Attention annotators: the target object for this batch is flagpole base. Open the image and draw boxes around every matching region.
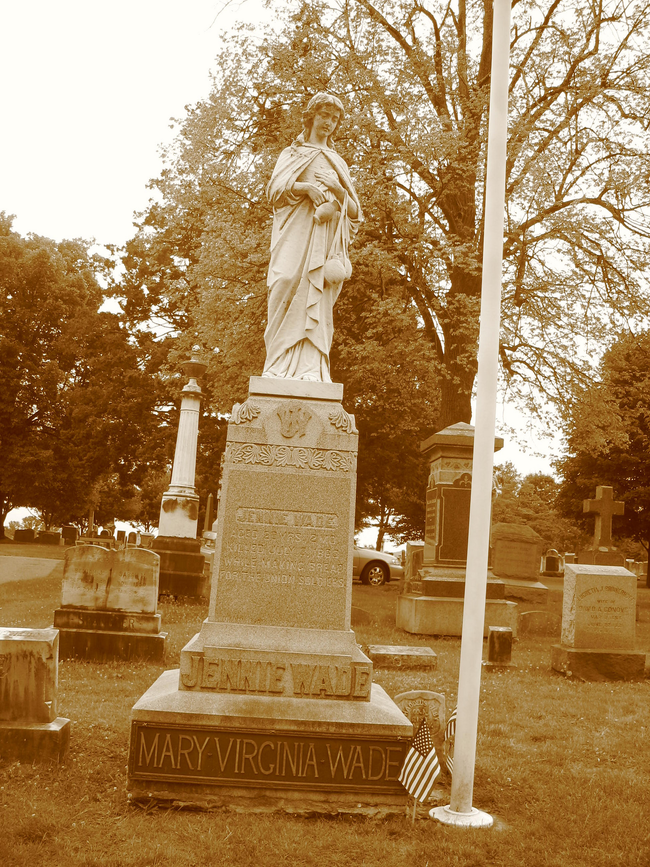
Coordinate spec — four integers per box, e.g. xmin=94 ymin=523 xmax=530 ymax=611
xmin=430 ymin=805 xmax=494 ymax=828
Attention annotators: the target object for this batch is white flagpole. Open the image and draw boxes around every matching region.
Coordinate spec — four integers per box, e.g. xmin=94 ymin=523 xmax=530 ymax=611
xmin=432 ymin=0 xmax=512 ymax=829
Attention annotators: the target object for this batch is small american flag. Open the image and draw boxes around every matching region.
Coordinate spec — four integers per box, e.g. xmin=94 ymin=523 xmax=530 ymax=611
xmin=398 ymin=720 xmax=441 ymax=803
xmin=445 ymin=706 xmax=457 ymax=775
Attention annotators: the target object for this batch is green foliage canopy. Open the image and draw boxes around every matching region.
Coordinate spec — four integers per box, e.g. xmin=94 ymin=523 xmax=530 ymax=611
xmin=114 ymin=0 xmax=650 ymax=541
xmin=556 ymin=330 xmax=650 ymax=554
xmin=0 ymin=214 xmax=171 ymax=534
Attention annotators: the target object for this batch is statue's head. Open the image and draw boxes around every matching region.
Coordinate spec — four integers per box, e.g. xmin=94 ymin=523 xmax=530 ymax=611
xmin=302 ymin=92 xmax=345 ymax=144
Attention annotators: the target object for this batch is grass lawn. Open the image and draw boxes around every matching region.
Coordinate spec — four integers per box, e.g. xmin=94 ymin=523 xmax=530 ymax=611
xmin=0 ymin=546 xmax=649 ymax=866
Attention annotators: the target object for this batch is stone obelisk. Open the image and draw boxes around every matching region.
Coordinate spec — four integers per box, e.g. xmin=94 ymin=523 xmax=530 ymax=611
xmin=153 ymin=352 xmax=207 ymax=597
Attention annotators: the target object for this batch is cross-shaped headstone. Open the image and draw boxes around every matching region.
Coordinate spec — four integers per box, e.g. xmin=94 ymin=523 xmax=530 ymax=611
xmin=583 ymin=486 xmax=624 ymax=548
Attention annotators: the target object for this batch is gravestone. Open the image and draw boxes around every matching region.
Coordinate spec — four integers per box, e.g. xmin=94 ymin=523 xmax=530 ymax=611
xmin=518 ymin=610 xmax=561 ymax=638
xmin=116 ymin=530 xmax=126 ymax=545
xmin=393 ymin=690 xmax=446 ymax=759
xmin=53 ymin=546 xmax=167 ymax=661
xmin=128 ymin=377 xmax=412 ymax=809
xmin=551 ymin=563 xmax=645 ymax=680
xmin=491 ymin=523 xmax=543 ymax=579
xmin=543 ymin=548 xmax=562 ymax=576
xmin=577 ymin=486 xmax=625 ymax=566
xmin=13 ymin=528 xmax=35 ymax=543
xmin=0 ymin=628 xmax=70 ymax=762
xmin=37 ymin=531 xmax=61 ymax=546
xmin=203 ymin=492 xmax=215 ymax=534
xmin=367 ymin=645 xmax=437 ymax=669
xmin=62 ymin=525 xmax=78 ymax=546
xmin=396 ymin=424 xmax=519 ymax=636
xmin=484 ymin=626 xmax=514 ymax=668
xmin=421 ymin=423 xmax=503 ymax=567
xmin=404 ymin=540 xmax=424 ymax=591
xmin=140 ymin=533 xmax=154 ymax=549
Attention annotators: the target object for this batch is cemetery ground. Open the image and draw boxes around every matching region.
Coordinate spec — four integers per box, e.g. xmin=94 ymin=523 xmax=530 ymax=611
xmin=0 ymin=546 xmax=648 ymax=867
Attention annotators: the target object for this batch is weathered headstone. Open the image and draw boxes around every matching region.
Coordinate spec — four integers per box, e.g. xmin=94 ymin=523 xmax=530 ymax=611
xmin=62 ymin=525 xmax=78 ymax=546
xmin=484 ymin=626 xmax=514 ymax=667
xmin=551 ymin=563 xmax=645 ymax=680
xmin=203 ymin=492 xmax=215 ymax=534
xmin=0 ymin=628 xmax=70 ymax=762
xmin=393 ymin=690 xmax=446 ymax=757
xmin=542 ymin=548 xmax=562 ymax=576
xmin=53 ymin=546 xmax=166 ymax=661
xmin=139 ymin=533 xmax=154 ymax=549
xmin=367 ymin=645 xmax=437 ymax=669
xmin=116 ymin=529 xmax=126 ymax=545
xmin=13 ymin=528 xmax=35 ymax=543
xmin=518 ymin=610 xmax=561 ymax=638
xmin=404 ymin=540 xmax=424 ymax=590
xmin=491 ymin=523 xmax=543 ymax=579
xmin=577 ymin=486 xmax=625 ymax=566
xmin=37 ymin=531 xmax=61 ymax=546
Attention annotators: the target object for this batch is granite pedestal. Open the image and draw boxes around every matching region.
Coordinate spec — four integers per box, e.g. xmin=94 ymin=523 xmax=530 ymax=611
xmin=128 ymin=378 xmax=412 ymax=809
xmin=551 ymin=564 xmax=645 ymax=680
xmin=153 ymin=536 xmax=207 ymax=599
xmin=396 ymin=567 xmax=518 ymax=637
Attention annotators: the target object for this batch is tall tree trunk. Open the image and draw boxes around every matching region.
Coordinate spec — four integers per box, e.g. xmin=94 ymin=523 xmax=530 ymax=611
xmin=0 ymin=499 xmax=10 ymax=541
xmin=436 ymin=266 xmax=481 ymax=430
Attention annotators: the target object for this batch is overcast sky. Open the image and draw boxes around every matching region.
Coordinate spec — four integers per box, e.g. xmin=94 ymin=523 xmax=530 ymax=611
xmin=0 ymin=0 xmax=554 ymax=476
xmin=0 ymin=0 xmax=269 ymax=246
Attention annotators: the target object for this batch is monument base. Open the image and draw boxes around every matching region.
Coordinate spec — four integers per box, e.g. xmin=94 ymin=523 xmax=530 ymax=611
xmin=551 ymin=645 xmax=646 ymax=681
xmin=499 ymin=577 xmax=548 ymax=604
xmin=127 ymin=669 xmax=412 ymax=809
xmin=0 ymin=717 xmax=70 ymax=763
xmin=153 ymin=537 xmax=206 ymax=598
xmin=54 ymin=608 xmax=167 ymax=662
xmin=396 ymin=594 xmax=518 ymax=637
xmin=55 ymin=627 xmax=167 ymax=662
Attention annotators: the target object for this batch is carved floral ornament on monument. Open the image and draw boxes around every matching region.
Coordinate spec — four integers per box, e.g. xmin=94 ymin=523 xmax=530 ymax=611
xmin=429 ymin=459 xmax=474 ymax=487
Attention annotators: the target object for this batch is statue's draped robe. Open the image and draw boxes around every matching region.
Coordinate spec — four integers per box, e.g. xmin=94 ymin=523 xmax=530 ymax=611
xmin=263 ymin=141 xmax=361 ymax=381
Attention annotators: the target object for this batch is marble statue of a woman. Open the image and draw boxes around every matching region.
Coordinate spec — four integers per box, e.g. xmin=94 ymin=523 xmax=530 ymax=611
xmin=262 ymin=93 xmax=362 ymax=382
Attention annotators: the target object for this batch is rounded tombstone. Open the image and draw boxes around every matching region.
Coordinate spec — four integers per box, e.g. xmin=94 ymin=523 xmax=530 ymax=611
xmin=543 ymin=548 xmax=561 ymax=574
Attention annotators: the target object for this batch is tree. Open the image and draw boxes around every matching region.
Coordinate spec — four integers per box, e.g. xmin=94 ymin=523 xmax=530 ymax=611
xmin=0 ymin=214 xmax=171 ymax=535
xmin=333 ymin=277 xmax=440 ymax=546
xmin=492 ymin=462 xmax=581 ymax=551
xmin=556 ymin=330 xmax=650 ymax=554
xmin=115 ymin=0 xmax=650 ymax=538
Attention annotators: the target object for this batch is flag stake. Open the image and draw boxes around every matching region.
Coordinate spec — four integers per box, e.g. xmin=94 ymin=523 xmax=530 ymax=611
xmin=431 ymin=0 xmax=512 ymax=829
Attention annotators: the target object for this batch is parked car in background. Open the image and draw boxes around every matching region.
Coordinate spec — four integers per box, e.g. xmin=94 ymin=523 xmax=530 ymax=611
xmin=353 ymin=546 xmax=404 ymax=586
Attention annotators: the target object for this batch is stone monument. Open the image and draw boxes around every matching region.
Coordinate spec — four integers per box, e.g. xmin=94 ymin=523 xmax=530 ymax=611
xmin=0 ymin=627 xmax=70 ymax=762
xmin=127 ymin=94 xmax=411 ymax=810
xmin=490 ymin=522 xmax=548 ymax=603
xmin=153 ymin=352 xmax=207 ymax=598
xmin=577 ymin=486 xmax=625 ymax=566
xmin=53 ymin=546 xmax=167 ymax=661
xmin=551 ymin=563 xmax=645 ymax=680
xmin=396 ymin=422 xmax=520 ymax=636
